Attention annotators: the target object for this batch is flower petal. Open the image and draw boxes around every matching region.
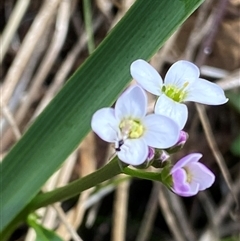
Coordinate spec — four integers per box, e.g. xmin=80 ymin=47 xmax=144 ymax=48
xmin=185 ymin=181 xmax=199 ymax=197
xmin=171 ymin=153 xmax=202 ymax=173
xmin=117 ymin=138 xmax=148 ymax=165
xmin=130 ymin=59 xmax=163 ymax=95
xmin=188 ymin=162 xmax=215 ymax=190
xmin=165 ymin=60 xmax=200 ymax=87
xmin=115 ymin=85 xmax=147 ymax=121
xmin=155 ymin=94 xmax=188 ymax=129
xmin=185 ymin=78 xmax=228 ymax=105
xmin=91 ymin=107 xmax=118 ymax=142
xmin=172 ymin=169 xmax=191 ymax=194
xmin=172 ymin=168 xmax=199 ymax=197
xmin=142 ymin=114 xmax=179 ymax=149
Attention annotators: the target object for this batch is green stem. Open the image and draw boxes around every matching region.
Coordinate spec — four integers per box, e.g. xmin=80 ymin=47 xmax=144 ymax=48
xmin=123 ymin=167 xmax=162 ymax=182
xmin=30 ymin=157 xmax=121 ymax=209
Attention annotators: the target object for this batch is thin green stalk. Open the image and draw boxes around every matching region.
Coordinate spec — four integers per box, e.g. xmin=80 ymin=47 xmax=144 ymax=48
xmin=31 ymin=156 xmax=121 ymax=209
xmin=123 ymin=167 xmax=162 ymax=182
xmin=83 ymin=0 xmax=95 ymax=53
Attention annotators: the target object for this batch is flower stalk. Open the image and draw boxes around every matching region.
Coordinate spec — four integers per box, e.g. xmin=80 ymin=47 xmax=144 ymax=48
xmin=30 ymin=157 xmax=121 ymax=210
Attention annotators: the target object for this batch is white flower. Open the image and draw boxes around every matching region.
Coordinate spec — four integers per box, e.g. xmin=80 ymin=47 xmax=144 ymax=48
xmin=130 ymin=59 xmax=228 ymax=129
xmin=91 ymin=85 xmax=180 ymax=166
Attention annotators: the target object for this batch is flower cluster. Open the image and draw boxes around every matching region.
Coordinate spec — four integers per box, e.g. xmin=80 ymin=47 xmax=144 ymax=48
xmin=91 ymin=59 xmax=228 ymax=197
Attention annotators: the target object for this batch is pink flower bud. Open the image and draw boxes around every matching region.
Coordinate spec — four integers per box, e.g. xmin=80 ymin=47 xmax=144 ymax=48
xmin=159 ymin=150 xmax=170 ymax=162
xmin=147 ymin=147 xmax=155 ymax=161
xmin=176 ymin=130 xmax=188 ymax=146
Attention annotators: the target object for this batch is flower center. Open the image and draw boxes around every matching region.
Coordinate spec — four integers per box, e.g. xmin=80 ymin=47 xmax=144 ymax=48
xmin=183 ymin=167 xmax=192 ymax=183
xmin=162 ymin=82 xmax=189 ymax=102
xmin=119 ymin=119 xmax=144 ymax=139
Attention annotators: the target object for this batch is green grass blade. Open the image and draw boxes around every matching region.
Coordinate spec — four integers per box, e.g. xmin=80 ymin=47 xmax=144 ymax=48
xmin=1 ymin=0 xmax=204 ymax=233
xmin=83 ymin=0 xmax=95 ymax=53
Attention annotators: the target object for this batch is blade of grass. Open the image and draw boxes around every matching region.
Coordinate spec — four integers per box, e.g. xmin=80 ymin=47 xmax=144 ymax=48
xmin=1 ymin=0 xmax=204 ymax=234
xmin=83 ymin=0 xmax=95 ymax=53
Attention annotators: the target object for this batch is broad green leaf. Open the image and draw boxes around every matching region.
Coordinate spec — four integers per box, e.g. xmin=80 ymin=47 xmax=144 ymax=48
xmin=1 ymin=0 xmax=204 ymax=234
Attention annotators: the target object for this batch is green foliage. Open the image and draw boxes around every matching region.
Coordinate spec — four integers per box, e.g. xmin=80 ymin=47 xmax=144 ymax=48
xmin=220 ymin=236 xmax=239 ymax=241
xmin=227 ymin=91 xmax=240 ymax=113
xmin=27 ymin=214 xmax=63 ymax=241
xmin=231 ymin=134 xmax=240 ymax=156
xmin=226 ymin=91 xmax=240 ymax=156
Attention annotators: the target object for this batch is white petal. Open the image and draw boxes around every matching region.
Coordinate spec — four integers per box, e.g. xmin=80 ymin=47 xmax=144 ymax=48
xmin=188 ymin=162 xmax=215 ymax=190
xmin=142 ymin=114 xmax=180 ymax=149
xmin=91 ymin=108 xmax=118 ymax=142
xmin=185 ymin=78 xmax=228 ymax=105
xmin=187 ymin=181 xmax=200 ymax=196
xmin=130 ymin=59 xmax=163 ymax=95
xmin=117 ymin=139 xmax=148 ymax=165
xmin=115 ymin=85 xmax=147 ymax=121
xmin=165 ymin=60 xmax=200 ymax=88
xmin=171 ymin=153 xmax=202 ymax=173
xmin=154 ymin=94 xmax=188 ymax=129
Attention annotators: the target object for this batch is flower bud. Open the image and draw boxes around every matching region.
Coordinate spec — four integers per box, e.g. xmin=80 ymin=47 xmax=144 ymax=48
xmin=151 ymin=150 xmax=170 ymax=168
xmin=167 ymin=130 xmax=188 ymax=153
xmin=177 ymin=130 xmax=188 ymax=146
xmin=133 ymin=147 xmax=155 ymax=169
xmin=147 ymin=146 xmax=155 ymax=161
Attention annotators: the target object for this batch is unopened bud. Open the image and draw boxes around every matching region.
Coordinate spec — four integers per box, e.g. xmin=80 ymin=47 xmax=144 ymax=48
xmin=147 ymin=146 xmax=155 ymax=161
xmin=177 ymin=130 xmax=188 ymax=146
xmin=133 ymin=146 xmax=155 ymax=169
xmin=160 ymin=150 xmax=170 ymax=162
xmin=167 ymin=130 xmax=189 ymax=154
xmin=151 ymin=150 xmax=170 ymax=168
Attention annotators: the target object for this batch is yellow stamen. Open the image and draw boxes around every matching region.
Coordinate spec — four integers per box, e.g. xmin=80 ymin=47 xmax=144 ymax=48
xmin=183 ymin=167 xmax=192 ymax=183
xmin=162 ymin=82 xmax=189 ymax=102
xmin=119 ymin=119 xmax=144 ymax=139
